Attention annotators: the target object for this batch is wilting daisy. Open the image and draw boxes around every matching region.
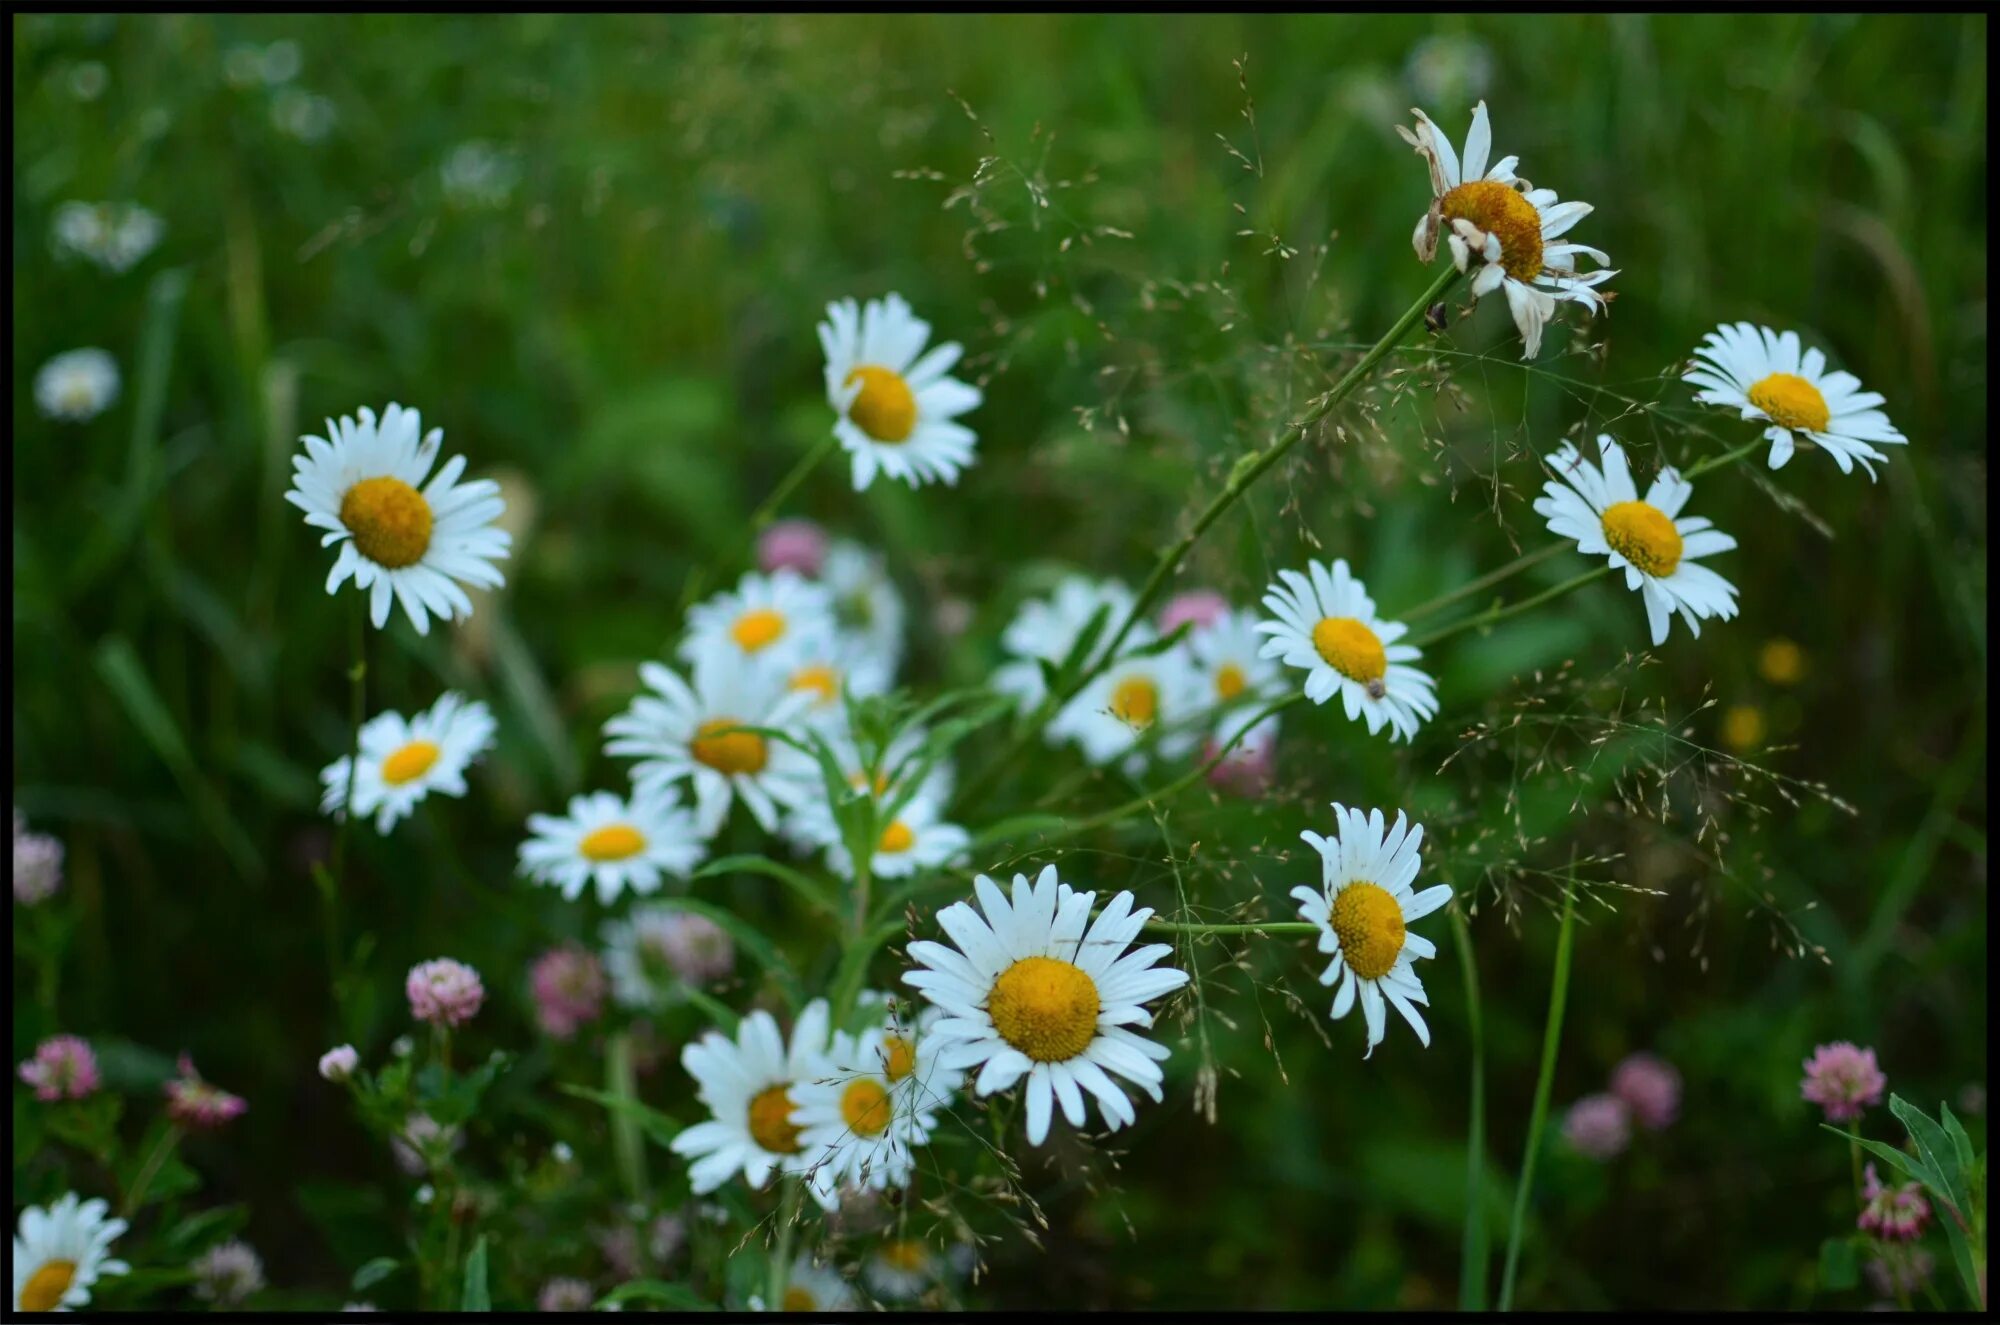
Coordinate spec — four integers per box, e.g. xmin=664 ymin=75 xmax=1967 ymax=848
xmin=681 ymin=570 xmax=836 ymax=674
xmin=285 ymin=403 xmax=511 ymax=634
xmin=1533 ymin=434 xmax=1739 ymax=646
xmin=782 ymin=725 xmax=955 ymax=853
xmin=992 ymin=575 xmax=1136 ymax=715
xmin=1398 ymin=102 xmax=1616 ymax=358
xmin=1049 ymin=642 xmax=1205 ymax=773
xmin=903 ymin=866 xmax=1189 ymax=1146
xmin=320 ymin=692 xmax=496 ymax=834
xmin=34 ymin=349 xmax=120 ymax=422
xmin=820 ymin=293 xmax=982 ymax=491
xmin=793 ymin=1025 xmax=944 ymax=1202
xmin=669 ymin=1001 xmax=834 ymax=1205
xmin=517 ymin=790 xmax=707 ymax=903
xmin=602 ymin=905 xmax=735 ymax=1010
xmin=824 ymin=794 xmax=970 ymax=881
xmin=781 ymin=629 xmax=892 ymax=730
xmin=822 ymin=540 xmax=907 ymax=676
xmin=603 ymin=657 xmax=819 ymax=837
xmin=1292 ymin=804 xmax=1451 ymax=1056
xmin=1683 ymin=322 xmax=1908 ymax=478
xmin=12 ymin=1192 xmax=130 ymax=1312
xmin=1256 ymin=560 xmax=1437 ymax=742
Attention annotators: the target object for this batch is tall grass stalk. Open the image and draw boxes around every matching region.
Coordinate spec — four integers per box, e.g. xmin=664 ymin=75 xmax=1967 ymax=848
xmin=1497 ymin=884 xmax=1576 ymax=1312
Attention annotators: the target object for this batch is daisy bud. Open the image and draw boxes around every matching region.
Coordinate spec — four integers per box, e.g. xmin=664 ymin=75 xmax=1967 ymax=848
xmin=405 ymin=958 xmax=485 ymax=1029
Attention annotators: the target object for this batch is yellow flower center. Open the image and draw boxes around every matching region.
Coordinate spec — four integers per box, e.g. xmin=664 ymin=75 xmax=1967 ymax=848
xmin=1758 ymin=638 xmax=1805 ymax=685
xmin=380 ymin=739 xmax=441 ymax=786
xmin=988 ymin=956 xmax=1100 ymax=1063
xmin=1110 ymin=675 xmax=1159 ymax=728
xmin=790 ymin=664 xmax=840 ymax=704
xmin=747 ymin=1084 xmax=803 ymax=1155
xmin=21 ymin=1259 xmax=77 ymax=1312
xmin=1330 ymin=881 xmax=1406 ymax=981
xmin=878 ymin=820 xmax=915 ymax=854
xmin=848 ymin=769 xmax=892 ymax=797
xmin=781 ymin=1286 xmax=818 ymax=1312
xmin=692 ymin=718 xmax=768 ymax=775
xmin=730 ymin=608 xmax=787 ymax=653
xmin=880 ymin=1239 xmax=929 ymax=1272
xmin=579 ymin=823 xmax=646 ymax=862
xmin=339 ymin=475 xmax=434 ymax=569
xmin=840 ymin=1078 xmax=893 ymax=1137
xmin=1214 ymin=662 xmax=1247 ymax=701
xmin=1438 ymin=179 xmax=1544 ymax=281
xmin=880 ymin=1034 xmax=917 ymax=1082
xmin=59 ymin=380 xmax=96 ymax=412
xmin=1747 ymin=372 xmax=1831 ymax=433
xmin=1721 ymin=703 xmax=1766 ymax=753
xmin=1312 ymin=617 xmax=1387 ymax=685
xmin=844 ymin=365 xmax=918 ymax=443
xmin=1600 ymin=500 xmax=1684 ymax=577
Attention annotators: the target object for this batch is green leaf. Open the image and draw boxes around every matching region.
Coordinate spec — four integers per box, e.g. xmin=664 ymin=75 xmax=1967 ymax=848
xmin=597 ymin=1279 xmax=716 ymax=1310
xmin=44 ymin=1092 xmax=126 ymax=1166
xmin=1939 ymin=1101 xmax=1979 ymax=1196
xmin=1817 ymin=1236 xmax=1860 ymax=1292
xmin=1939 ymin=1202 xmax=1984 ymax=1310
xmin=1890 ymin=1093 xmax=1969 ymax=1215
xmin=160 ymin=1204 xmax=248 ymax=1257
xmin=461 ymin=1234 xmax=490 ymax=1311
xmin=352 ymin=1257 xmax=401 ymax=1292
xmin=1822 ymin=1126 xmax=1938 ymax=1190
xmin=693 ymin=854 xmax=839 ymax=918
xmin=559 ymin=1084 xmax=684 ymax=1151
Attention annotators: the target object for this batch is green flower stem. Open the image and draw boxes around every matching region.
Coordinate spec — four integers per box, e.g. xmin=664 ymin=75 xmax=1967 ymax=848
xmin=1452 ymin=904 xmax=1490 ymax=1312
xmin=1681 ymin=436 xmax=1765 ymax=479
xmin=606 ymin=1030 xmax=647 ymax=1206
xmin=119 ymin=1123 xmax=184 ymax=1219
xmin=1395 ymin=543 xmax=1565 ymax=624
xmin=679 ymin=433 xmax=840 ymax=613
xmin=1409 ymin=567 xmax=1609 ymax=651
xmin=330 ymin=595 xmax=367 ymax=890
xmin=1497 ymin=886 xmax=1577 ymax=1313
xmin=768 ymin=1179 xmax=803 ymax=1309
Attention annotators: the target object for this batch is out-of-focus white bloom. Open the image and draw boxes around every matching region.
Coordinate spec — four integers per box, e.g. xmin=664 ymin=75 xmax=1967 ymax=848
xmin=34 ymin=349 xmax=119 ymax=422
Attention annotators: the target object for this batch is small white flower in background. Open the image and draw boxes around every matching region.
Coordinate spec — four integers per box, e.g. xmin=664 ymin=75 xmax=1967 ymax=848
xmin=904 ymin=866 xmax=1189 ymax=1147
xmin=34 ymin=348 xmax=119 ymax=423
xmin=13 ymin=811 xmax=66 ymax=906
xmin=602 ymin=905 xmax=736 ymax=1010
xmin=440 ymin=140 xmax=522 ymax=210
xmin=1398 ymin=102 xmax=1616 ymax=358
xmin=1256 ymin=559 xmax=1438 ymax=743
xmin=603 ymin=655 xmax=819 ymax=838
xmin=792 ymin=1023 xmax=945 ymax=1203
xmin=272 ymin=88 xmax=337 ymax=143
xmin=11 ymin=1192 xmax=129 ymax=1313
xmin=820 ymin=293 xmax=982 ymax=491
xmin=1048 ymin=640 xmax=1206 ymax=775
xmin=821 ymin=539 xmax=907 ymax=676
xmin=66 ymin=61 xmax=108 ymax=101
xmin=318 ymin=1044 xmax=359 ymax=1082
xmin=991 ymin=575 xmax=1136 ymax=715
xmin=782 ymin=724 xmax=956 ymax=854
xmin=681 ymin=569 xmax=836 ymax=675
xmin=1184 ymin=605 xmax=1285 ymax=752
xmin=260 ymin=39 xmax=302 ymax=84
xmin=1403 ymin=34 xmax=1494 ymax=106
xmin=51 ymin=201 xmax=163 ymax=273
xmin=285 ymin=403 xmax=512 ymax=635
xmin=824 ymin=792 xmax=970 ymax=881
xmin=1292 ymin=804 xmax=1452 ymax=1057
xmin=1533 ymin=434 xmax=1739 ymax=646
xmin=865 ymin=1238 xmax=939 ymax=1302
xmin=319 ymin=692 xmax=497 ymax=834
xmin=669 ymin=1002 xmax=836 ymax=1207
xmin=517 ymin=790 xmax=707 ymax=903
xmin=1683 ymin=323 xmax=1908 ymax=479
xmin=755 ymin=1259 xmax=855 ymax=1312
xmin=780 ymin=628 xmax=893 ymax=729
xmin=191 ymin=1239 xmax=265 ymax=1306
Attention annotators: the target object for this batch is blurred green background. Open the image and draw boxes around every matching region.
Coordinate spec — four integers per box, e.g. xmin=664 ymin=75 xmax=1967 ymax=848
xmin=10 ymin=11 xmax=1986 ymax=1311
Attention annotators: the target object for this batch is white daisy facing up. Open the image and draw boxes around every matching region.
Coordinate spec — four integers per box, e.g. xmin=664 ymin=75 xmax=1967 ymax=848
xmin=34 ymin=349 xmax=120 ymax=422
xmin=1255 ymin=559 xmax=1438 ymax=742
xmin=1291 ymin=804 xmax=1451 ymax=1057
xmin=320 ymin=691 xmax=497 ymax=834
xmin=602 ymin=657 xmax=819 ymax=838
xmin=1683 ymin=322 xmax=1908 ymax=479
xmin=903 ymin=866 xmax=1189 ymax=1147
xmin=820 ymin=293 xmax=982 ymax=491
xmin=1532 ymin=434 xmax=1739 ymax=646
xmin=285 ymin=403 xmax=511 ymax=635
xmin=12 ymin=1191 xmax=130 ymax=1313
xmin=823 ymin=793 xmax=970 ymax=882
xmin=792 ymin=1025 xmax=944 ymax=1203
xmin=1048 ymin=641 xmax=1205 ymax=774
xmin=991 ymin=575 xmax=1136 ymax=715
xmin=670 ymin=1001 xmax=835 ymax=1207
xmin=1398 ymin=102 xmax=1616 ymax=358
xmin=516 ymin=789 xmax=706 ymax=903
xmin=680 ymin=569 xmax=836 ymax=675
xmin=822 ymin=539 xmax=908 ymax=677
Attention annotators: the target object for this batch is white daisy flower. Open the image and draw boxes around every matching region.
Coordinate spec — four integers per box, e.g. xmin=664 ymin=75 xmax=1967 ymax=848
xmin=319 ymin=691 xmax=497 ymax=834
xmin=991 ymin=576 xmax=1136 ymax=715
xmin=821 ymin=539 xmax=907 ymax=677
xmin=12 ymin=1191 xmax=130 ymax=1312
xmin=793 ymin=1025 xmax=944 ymax=1203
xmin=1255 ymin=560 xmax=1437 ymax=742
xmin=669 ymin=1001 xmax=835 ymax=1205
xmin=1532 ymin=434 xmax=1740 ymax=646
xmin=864 ymin=1240 xmax=939 ymax=1302
xmin=757 ymin=1259 xmax=855 ymax=1312
xmin=517 ymin=790 xmax=706 ymax=903
xmin=51 ymin=200 xmax=163 ymax=272
xmin=284 ymin=403 xmax=511 ymax=635
xmin=602 ymin=657 xmax=819 ymax=838
xmin=1398 ymin=102 xmax=1616 ymax=358
xmin=1048 ymin=642 xmax=1205 ymax=774
xmin=782 ymin=725 xmax=955 ymax=853
xmin=1185 ymin=606 xmax=1285 ymax=749
xmin=902 ymin=865 xmax=1189 ymax=1147
xmin=851 ymin=993 xmax=964 ymax=1112
xmin=820 ymin=294 xmax=982 ymax=491
xmin=780 ymin=629 xmax=892 ymax=731
xmin=34 ymin=349 xmax=119 ymax=422
xmin=824 ymin=793 xmax=969 ymax=881
xmin=1290 ymin=804 xmax=1452 ymax=1057
xmin=680 ymin=570 xmax=836 ymax=675
xmin=1683 ymin=322 xmax=1908 ymax=479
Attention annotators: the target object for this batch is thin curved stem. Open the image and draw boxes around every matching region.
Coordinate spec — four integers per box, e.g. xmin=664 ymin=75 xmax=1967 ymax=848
xmin=679 ymin=432 xmax=840 ymax=612
xmin=1453 ymin=905 xmax=1489 ymax=1311
xmin=1409 ymin=567 xmax=1609 ymax=651
xmin=1396 ymin=543 xmax=1565 ymax=624
xmin=1497 ymin=886 xmax=1576 ymax=1312
xmin=1142 ymin=919 xmax=1319 ymax=936
xmin=330 ymin=597 xmax=367 ymax=889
